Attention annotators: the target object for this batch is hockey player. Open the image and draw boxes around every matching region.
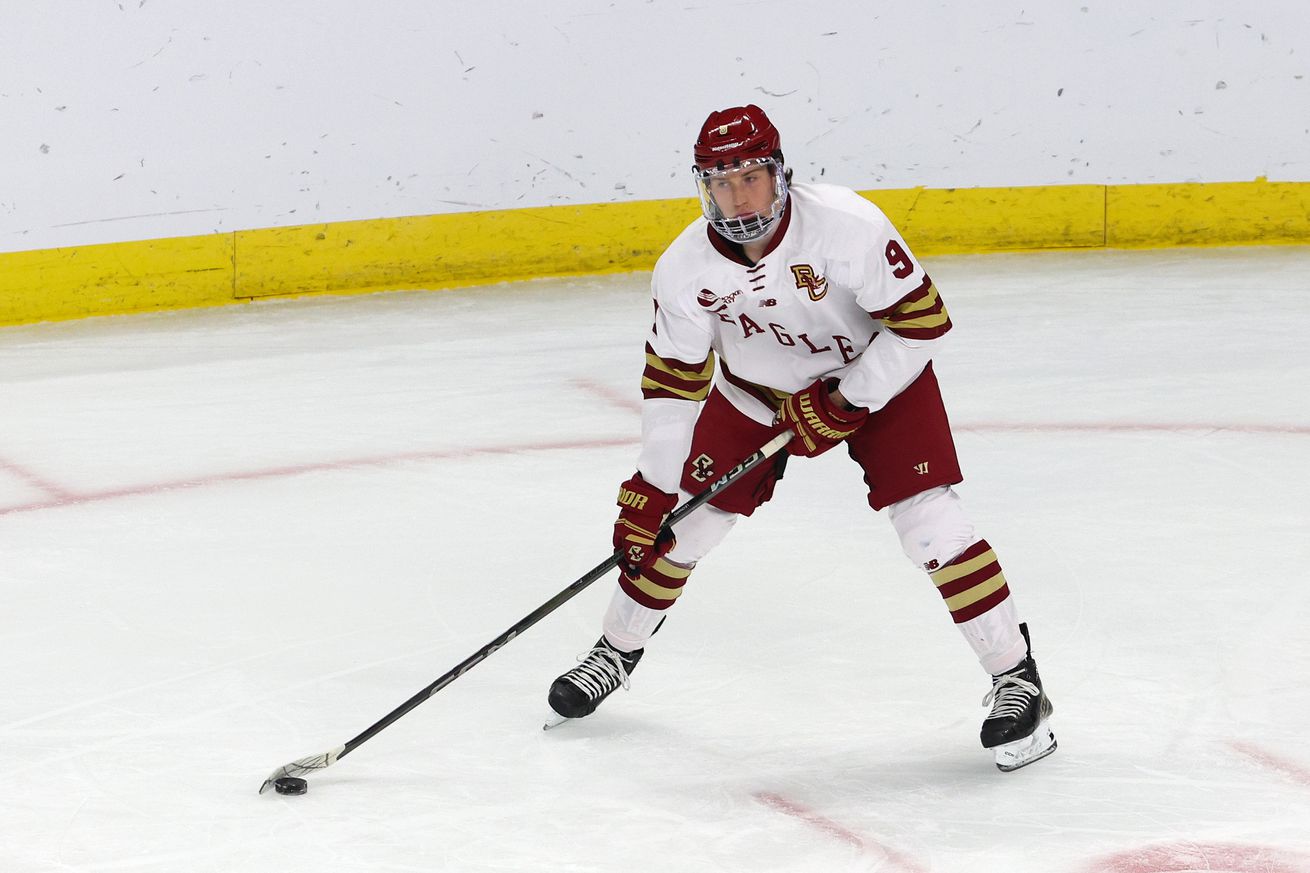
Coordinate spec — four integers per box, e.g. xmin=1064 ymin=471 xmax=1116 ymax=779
xmin=546 ymin=104 xmax=1055 ymax=771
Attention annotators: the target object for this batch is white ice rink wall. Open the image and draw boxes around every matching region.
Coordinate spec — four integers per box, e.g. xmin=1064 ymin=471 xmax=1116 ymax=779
xmin=2 ymin=0 xmax=1308 ymax=322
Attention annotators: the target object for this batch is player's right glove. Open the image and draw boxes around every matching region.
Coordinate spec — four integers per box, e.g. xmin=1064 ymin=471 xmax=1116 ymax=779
xmin=613 ymin=473 xmax=677 ymax=578
xmin=776 ymin=377 xmax=869 ymax=457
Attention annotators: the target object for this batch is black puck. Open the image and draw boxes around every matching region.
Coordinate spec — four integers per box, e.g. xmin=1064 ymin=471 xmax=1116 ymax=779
xmin=273 ymin=776 xmax=308 ymax=796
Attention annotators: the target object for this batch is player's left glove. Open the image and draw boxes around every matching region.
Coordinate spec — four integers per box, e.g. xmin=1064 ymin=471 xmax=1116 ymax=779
xmin=776 ymin=378 xmax=869 ymax=457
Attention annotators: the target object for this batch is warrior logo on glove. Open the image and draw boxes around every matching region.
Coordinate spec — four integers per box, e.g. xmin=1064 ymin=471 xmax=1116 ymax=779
xmin=775 ymin=377 xmax=869 ymax=457
xmin=617 ymin=488 xmax=651 ymax=511
xmin=613 ymin=473 xmax=678 ymax=578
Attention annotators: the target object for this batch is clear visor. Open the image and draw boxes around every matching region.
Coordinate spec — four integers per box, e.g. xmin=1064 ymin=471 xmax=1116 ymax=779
xmin=693 ymin=157 xmax=788 ymax=244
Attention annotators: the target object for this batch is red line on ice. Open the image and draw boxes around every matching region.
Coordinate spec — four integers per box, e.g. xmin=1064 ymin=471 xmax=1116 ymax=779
xmin=962 ymin=421 xmax=1310 ymax=436
xmin=3 ymin=417 xmax=1307 ymax=518
xmin=1086 ymin=841 xmax=1310 ymax=873
xmin=0 ymin=455 xmax=75 ymax=500
xmin=0 ymin=436 xmax=639 ymax=517
xmin=572 ymin=377 xmax=642 ymax=413
xmin=570 ymin=380 xmax=1310 ymax=436
xmin=1227 ymin=739 xmax=1310 ymax=789
xmin=753 ymin=791 xmax=929 ymax=872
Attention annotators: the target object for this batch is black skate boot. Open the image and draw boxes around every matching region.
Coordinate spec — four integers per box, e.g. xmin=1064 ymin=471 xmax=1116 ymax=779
xmin=980 ymin=623 xmax=1056 ymax=771
xmin=545 ymin=636 xmax=643 ymax=728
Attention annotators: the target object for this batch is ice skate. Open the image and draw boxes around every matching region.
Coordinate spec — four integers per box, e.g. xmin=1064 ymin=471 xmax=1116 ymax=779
xmin=544 ymin=636 xmax=643 ymax=729
xmin=980 ymin=623 xmax=1056 ymax=771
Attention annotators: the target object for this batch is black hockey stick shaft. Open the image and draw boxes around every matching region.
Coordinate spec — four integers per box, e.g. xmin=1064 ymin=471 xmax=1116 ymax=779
xmin=258 ymin=429 xmax=792 ymax=792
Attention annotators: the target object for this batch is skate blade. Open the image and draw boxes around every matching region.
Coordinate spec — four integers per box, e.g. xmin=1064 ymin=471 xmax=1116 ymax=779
xmin=993 ymin=720 xmax=1057 ymax=772
xmin=542 ymin=711 xmax=571 ymax=731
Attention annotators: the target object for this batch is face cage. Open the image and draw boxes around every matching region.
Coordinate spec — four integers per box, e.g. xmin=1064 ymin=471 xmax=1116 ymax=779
xmin=693 ymin=157 xmax=789 ymax=244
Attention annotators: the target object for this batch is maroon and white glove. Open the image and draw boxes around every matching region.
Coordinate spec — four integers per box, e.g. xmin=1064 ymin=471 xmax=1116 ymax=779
xmin=776 ymin=378 xmax=869 ymax=457
xmin=613 ymin=473 xmax=678 ymax=578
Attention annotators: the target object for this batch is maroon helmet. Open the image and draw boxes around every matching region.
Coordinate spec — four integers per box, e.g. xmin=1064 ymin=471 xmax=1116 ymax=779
xmin=693 ymin=104 xmax=783 ymax=171
xmin=692 ymin=105 xmax=789 ymax=243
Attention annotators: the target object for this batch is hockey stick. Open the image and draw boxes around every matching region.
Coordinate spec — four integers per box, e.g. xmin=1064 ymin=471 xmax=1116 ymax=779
xmin=257 ymin=429 xmax=793 ymax=793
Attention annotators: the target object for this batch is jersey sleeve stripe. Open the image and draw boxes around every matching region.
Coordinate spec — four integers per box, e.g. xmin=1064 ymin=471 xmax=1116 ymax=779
xmin=867 ymin=274 xmax=935 ymax=319
xmin=873 ymin=277 xmax=953 ymax=341
xmin=641 ymin=345 xmax=715 ymax=402
xmin=643 ymin=344 xmax=714 ymax=379
xmin=641 ymin=377 xmax=711 ymax=401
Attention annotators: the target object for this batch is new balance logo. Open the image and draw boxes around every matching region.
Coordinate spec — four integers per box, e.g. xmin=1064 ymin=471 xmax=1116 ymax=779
xmin=913 ymin=461 xmax=930 ymax=475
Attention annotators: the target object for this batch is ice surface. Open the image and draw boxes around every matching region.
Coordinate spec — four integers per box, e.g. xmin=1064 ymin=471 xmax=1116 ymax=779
xmin=2 ymin=247 xmax=1308 ymax=872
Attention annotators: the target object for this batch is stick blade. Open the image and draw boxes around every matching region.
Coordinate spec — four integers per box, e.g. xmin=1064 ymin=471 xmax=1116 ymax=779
xmin=257 ymin=745 xmax=345 ymax=794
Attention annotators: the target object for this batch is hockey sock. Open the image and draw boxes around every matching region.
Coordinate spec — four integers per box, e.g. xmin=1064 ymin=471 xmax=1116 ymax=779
xmin=930 ymin=540 xmax=1026 ymax=675
xmin=603 ymin=564 xmax=691 ymax=652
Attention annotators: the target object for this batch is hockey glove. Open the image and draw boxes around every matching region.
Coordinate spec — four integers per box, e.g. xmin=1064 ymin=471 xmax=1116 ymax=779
xmin=776 ymin=378 xmax=869 ymax=457
xmin=613 ymin=473 xmax=678 ymax=578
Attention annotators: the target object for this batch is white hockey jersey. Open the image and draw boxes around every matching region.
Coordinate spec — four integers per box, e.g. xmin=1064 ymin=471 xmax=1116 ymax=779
xmin=635 ymin=183 xmax=951 ymax=493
